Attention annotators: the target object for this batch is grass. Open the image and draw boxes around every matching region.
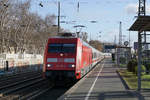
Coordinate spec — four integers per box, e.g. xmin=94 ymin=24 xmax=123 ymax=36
xmin=119 ymin=69 xmax=150 ymax=89
xmin=119 ymin=64 xmax=127 ymax=67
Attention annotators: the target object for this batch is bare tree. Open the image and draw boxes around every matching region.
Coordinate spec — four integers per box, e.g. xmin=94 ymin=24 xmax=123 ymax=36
xmin=0 ymin=0 xmax=10 ymax=53
xmin=0 ymin=0 xmax=59 ymax=54
xmin=89 ymin=40 xmax=103 ymax=51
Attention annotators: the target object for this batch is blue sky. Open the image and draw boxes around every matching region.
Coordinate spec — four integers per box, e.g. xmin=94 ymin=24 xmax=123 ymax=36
xmin=30 ymin=0 xmax=150 ymax=46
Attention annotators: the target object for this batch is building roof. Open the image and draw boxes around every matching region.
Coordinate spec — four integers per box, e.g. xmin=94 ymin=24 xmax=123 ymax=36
xmin=129 ymin=16 xmax=150 ymax=33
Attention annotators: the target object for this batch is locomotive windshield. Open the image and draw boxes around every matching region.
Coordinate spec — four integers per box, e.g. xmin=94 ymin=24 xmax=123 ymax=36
xmin=48 ymin=43 xmax=76 ymax=53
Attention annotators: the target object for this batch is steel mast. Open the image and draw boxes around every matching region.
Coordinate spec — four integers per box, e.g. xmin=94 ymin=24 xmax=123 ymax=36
xmin=137 ymin=0 xmax=146 ymax=91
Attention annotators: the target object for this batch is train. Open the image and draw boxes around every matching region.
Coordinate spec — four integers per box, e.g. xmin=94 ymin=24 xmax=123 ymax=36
xmin=43 ymin=35 xmax=104 ymax=82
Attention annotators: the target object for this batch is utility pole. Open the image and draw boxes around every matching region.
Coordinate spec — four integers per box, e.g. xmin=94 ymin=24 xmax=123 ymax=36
xmin=129 ymin=31 xmax=131 ymax=47
xmin=137 ymin=0 xmax=146 ymax=91
xmin=117 ymin=21 xmax=122 ymax=67
xmin=119 ymin=21 xmax=122 ymax=46
xmin=58 ymin=1 xmax=60 ymax=34
xmin=114 ymin=35 xmax=116 ymax=45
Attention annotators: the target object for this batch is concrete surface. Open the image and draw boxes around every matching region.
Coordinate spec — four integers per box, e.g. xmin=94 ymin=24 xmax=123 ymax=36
xmin=58 ymin=58 xmax=150 ymax=100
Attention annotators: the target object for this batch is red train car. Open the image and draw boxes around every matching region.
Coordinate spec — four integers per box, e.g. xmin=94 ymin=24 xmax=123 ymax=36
xmin=43 ymin=36 xmax=104 ymax=81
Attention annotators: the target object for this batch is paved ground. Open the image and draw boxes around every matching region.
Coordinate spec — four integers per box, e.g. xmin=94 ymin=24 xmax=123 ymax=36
xmin=58 ymin=58 xmax=150 ymax=100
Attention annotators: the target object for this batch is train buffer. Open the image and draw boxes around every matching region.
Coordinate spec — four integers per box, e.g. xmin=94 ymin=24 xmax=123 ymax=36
xmin=58 ymin=58 xmax=150 ymax=100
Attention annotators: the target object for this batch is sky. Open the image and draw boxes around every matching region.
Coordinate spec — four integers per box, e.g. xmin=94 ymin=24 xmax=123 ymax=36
xmin=29 ymin=0 xmax=150 ymax=47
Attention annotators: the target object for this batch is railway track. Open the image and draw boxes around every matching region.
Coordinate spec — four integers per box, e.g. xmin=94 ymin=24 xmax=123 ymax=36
xmin=0 ymin=71 xmax=75 ymax=100
xmin=34 ymin=83 xmax=75 ymax=100
xmin=1 ymin=78 xmax=53 ymax=100
xmin=12 ymin=80 xmax=53 ymax=100
xmin=0 ymin=71 xmax=53 ymax=100
xmin=0 ymin=71 xmax=41 ymax=80
xmin=0 ymin=71 xmax=42 ymax=87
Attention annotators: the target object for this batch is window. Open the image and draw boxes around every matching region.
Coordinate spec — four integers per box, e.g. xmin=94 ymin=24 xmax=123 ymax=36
xmin=48 ymin=43 xmax=76 ymax=53
xmin=62 ymin=44 xmax=76 ymax=53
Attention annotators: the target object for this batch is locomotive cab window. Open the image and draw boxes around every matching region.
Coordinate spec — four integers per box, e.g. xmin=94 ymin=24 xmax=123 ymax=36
xmin=62 ymin=44 xmax=76 ymax=53
xmin=48 ymin=44 xmax=61 ymax=53
xmin=48 ymin=43 xmax=76 ymax=53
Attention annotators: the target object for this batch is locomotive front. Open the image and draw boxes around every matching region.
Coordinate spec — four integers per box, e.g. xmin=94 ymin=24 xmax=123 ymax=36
xmin=43 ymin=38 xmax=77 ymax=81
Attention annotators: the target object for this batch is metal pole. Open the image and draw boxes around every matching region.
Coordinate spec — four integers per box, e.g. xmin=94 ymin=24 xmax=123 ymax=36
xmin=90 ymin=33 xmax=91 ymax=41
xmin=144 ymin=31 xmax=148 ymax=49
xmin=114 ymin=35 xmax=116 ymax=45
xmin=58 ymin=1 xmax=60 ymax=34
xmin=0 ymin=32 xmax=2 ymax=53
xmin=118 ymin=21 xmax=122 ymax=67
xmin=137 ymin=0 xmax=146 ymax=91
xmin=129 ymin=31 xmax=131 ymax=47
xmin=119 ymin=21 xmax=122 ymax=46
xmin=138 ymin=31 xmax=142 ymax=91
xmin=138 ymin=0 xmax=140 ymax=16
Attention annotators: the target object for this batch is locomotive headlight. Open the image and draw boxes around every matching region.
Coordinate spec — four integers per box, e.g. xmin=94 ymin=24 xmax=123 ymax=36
xmin=68 ymin=64 xmax=75 ymax=68
xmin=47 ymin=64 xmax=52 ymax=67
xmin=72 ymin=64 xmax=75 ymax=68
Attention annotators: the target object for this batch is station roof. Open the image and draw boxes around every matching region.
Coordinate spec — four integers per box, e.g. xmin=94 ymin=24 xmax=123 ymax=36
xmin=129 ymin=16 xmax=150 ymax=33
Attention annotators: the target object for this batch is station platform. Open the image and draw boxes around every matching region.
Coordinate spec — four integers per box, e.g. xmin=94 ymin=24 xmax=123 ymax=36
xmin=58 ymin=58 xmax=150 ymax=100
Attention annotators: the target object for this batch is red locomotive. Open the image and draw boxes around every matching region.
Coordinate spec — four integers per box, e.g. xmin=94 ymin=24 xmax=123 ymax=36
xmin=43 ymin=35 xmax=104 ymax=81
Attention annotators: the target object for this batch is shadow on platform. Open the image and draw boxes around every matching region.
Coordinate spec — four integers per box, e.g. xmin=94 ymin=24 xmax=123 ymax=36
xmin=64 ymin=91 xmax=145 ymax=100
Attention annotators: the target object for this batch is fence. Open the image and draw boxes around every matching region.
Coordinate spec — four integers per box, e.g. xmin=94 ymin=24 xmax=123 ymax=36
xmin=115 ymin=47 xmax=131 ymax=67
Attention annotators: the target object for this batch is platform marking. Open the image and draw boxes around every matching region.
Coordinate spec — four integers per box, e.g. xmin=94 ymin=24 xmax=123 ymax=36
xmin=84 ymin=61 xmax=105 ymax=100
